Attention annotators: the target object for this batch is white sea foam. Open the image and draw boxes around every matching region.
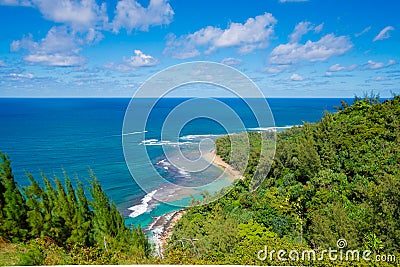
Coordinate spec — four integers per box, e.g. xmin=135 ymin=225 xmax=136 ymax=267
xmin=128 ymin=190 xmax=157 ymax=218
xmin=140 ymin=139 xmax=192 ymax=146
xmin=177 ymin=168 xmax=191 ymax=178
xmin=156 ymin=159 xmax=171 ymax=166
xmin=248 ymin=125 xmax=300 ymax=132
xmin=179 ymin=134 xmax=222 ymax=141
xmin=122 ymin=130 xmax=148 ymax=136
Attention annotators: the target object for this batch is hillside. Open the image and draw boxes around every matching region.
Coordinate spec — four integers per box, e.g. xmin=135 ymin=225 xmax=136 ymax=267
xmin=163 ymin=96 xmax=400 ymax=266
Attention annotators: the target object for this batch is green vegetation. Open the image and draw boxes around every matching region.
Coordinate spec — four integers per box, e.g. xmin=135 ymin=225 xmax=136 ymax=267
xmin=0 ymin=155 xmax=150 ymax=265
xmin=164 ymin=96 xmax=400 ymax=266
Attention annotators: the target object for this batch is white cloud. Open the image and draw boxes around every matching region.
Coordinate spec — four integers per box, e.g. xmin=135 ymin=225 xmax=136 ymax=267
xmin=0 ymin=60 xmax=6 ymax=67
xmin=270 ymin=34 xmax=353 ymax=65
xmin=221 ymin=57 xmax=243 ymax=66
xmin=387 ymin=59 xmax=396 ymax=66
xmin=104 ymin=50 xmax=158 ymax=71
xmin=84 ymin=28 xmax=104 ymax=45
xmin=288 ymin=21 xmax=324 ymax=43
xmin=265 ymin=64 xmax=290 ymax=74
xmin=112 ymin=0 xmax=174 ymax=33
xmin=289 ymin=73 xmax=304 ymax=81
xmin=0 ymin=0 xmax=32 ymax=6
xmin=328 ymin=64 xmax=345 ymax=72
xmin=314 ymin=23 xmax=324 ymax=34
xmin=328 ymin=63 xmax=357 ymax=72
xmin=375 ymin=76 xmax=388 ymax=81
xmin=164 ymin=13 xmax=277 ymax=59
xmin=24 ymin=54 xmax=84 ymax=66
xmin=355 ymin=26 xmax=371 ymax=37
xmin=364 ymin=59 xmax=395 ymax=70
xmin=25 ymin=0 xmax=108 ymax=31
xmin=373 ymin=26 xmax=395 ymax=42
xmin=365 ymin=60 xmax=384 ymax=70
xmin=2 ymin=0 xmax=174 ymax=33
xmin=11 ymin=26 xmax=86 ymax=66
xmin=9 ymin=72 xmax=34 ymax=79
xmin=126 ymin=50 xmax=158 ymax=67
xmin=289 ymin=21 xmax=324 ymax=43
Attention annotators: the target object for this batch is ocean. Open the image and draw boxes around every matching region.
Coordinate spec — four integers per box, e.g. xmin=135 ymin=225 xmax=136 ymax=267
xmin=0 ymin=98 xmax=350 ymax=228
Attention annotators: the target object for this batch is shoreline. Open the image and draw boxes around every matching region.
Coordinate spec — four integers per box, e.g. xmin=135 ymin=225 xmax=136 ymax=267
xmin=147 ymin=146 xmax=243 ymax=253
xmin=206 ymin=148 xmax=245 ymax=181
xmin=159 ymin=209 xmax=186 ymax=246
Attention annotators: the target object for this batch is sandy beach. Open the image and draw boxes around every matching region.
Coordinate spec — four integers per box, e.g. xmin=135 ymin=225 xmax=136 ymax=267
xmin=204 ymin=148 xmax=245 ymax=181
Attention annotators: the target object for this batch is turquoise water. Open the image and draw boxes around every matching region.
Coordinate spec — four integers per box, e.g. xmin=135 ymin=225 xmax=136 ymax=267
xmin=0 ymin=98 xmax=349 ymax=228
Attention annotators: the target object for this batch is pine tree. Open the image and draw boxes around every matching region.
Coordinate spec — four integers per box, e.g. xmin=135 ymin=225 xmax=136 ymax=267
xmin=70 ymin=181 xmax=92 ymax=246
xmin=41 ymin=173 xmax=57 ymax=237
xmin=66 ymin=178 xmax=92 ymax=247
xmin=89 ymin=171 xmax=150 ymax=256
xmin=0 ymin=153 xmax=28 ymax=241
xmin=89 ymin=172 xmax=114 ymax=248
xmin=24 ymin=172 xmax=45 ymax=238
xmin=51 ymin=177 xmax=69 ymax=244
xmin=63 ymin=174 xmax=78 ymax=242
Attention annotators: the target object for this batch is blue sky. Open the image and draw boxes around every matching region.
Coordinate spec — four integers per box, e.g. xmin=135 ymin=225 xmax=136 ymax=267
xmin=0 ymin=0 xmax=399 ymax=97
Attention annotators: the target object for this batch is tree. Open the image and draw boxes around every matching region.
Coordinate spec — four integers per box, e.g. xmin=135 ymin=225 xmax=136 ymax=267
xmin=0 ymin=152 xmax=28 ymax=241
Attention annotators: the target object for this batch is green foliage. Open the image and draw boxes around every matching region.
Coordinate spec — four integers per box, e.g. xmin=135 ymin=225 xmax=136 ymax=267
xmin=164 ymin=96 xmax=400 ymax=266
xmin=0 ymin=154 xmax=150 ymax=264
xmin=0 ymin=153 xmax=28 ymax=242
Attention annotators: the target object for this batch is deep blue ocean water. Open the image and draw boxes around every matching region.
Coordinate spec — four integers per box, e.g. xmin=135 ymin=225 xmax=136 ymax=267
xmin=0 ymin=98 xmax=351 ymax=228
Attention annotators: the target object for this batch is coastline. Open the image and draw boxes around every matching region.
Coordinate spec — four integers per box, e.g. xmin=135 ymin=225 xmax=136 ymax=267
xmin=160 ymin=209 xmax=186 ymax=246
xmin=146 ymin=209 xmax=186 ymax=256
xmin=205 ymin=148 xmax=245 ymax=181
xmin=147 ymin=146 xmax=244 ymax=253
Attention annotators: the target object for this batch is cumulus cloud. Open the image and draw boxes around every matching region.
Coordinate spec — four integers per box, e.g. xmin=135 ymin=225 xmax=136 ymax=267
xmin=270 ymin=34 xmax=353 ymax=65
xmin=373 ymin=26 xmax=395 ymax=42
xmin=126 ymin=49 xmax=158 ymax=67
xmin=221 ymin=57 xmax=243 ymax=66
xmin=11 ymin=26 xmax=87 ymax=66
xmin=289 ymin=73 xmax=304 ymax=81
xmin=1 ymin=0 xmax=175 ymax=33
xmin=104 ymin=50 xmax=158 ymax=71
xmin=328 ymin=63 xmax=358 ymax=72
xmin=5 ymin=0 xmax=175 ymax=67
xmin=1 ymin=0 xmax=108 ymax=30
xmin=164 ymin=13 xmax=277 ymax=59
xmin=364 ymin=59 xmax=395 ymax=70
xmin=112 ymin=0 xmax=174 ymax=33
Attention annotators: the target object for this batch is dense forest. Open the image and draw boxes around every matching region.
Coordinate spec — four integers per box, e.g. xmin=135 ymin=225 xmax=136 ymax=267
xmin=164 ymin=96 xmax=400 ymax=266
xmin=0 ymin=156 xmax=150 ymax=265
xmin=1 ymin=96 xmax=400 ymax=265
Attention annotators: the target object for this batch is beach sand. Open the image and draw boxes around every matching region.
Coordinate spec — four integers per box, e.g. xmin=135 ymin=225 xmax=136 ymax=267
xmin=203 ymin=148 xmax=245 ymax=181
